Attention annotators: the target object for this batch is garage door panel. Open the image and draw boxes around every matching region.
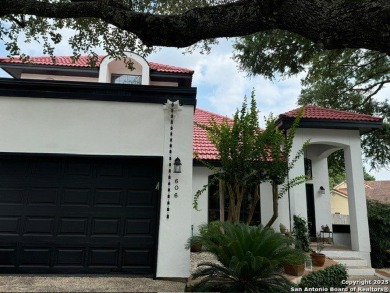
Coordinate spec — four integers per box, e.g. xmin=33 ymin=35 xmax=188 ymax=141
xmin=126 ymin=190 xmax=154 ymax=206
xmin=64 ymin=161 xmax=93 ymax=177
xmin=97 ymin=163 xmax=126 ymax=178
xmin=0 ymin=188 xmax=24 ymax=205
xmin=55 ymin=248 xmax=86 ymax=267
xmin=122 ymin=249 xmax=152 ymax=267
xmin=125 ymin=219 xmax=152 ymax=235
xmin=20 ymin=247 xmax=52 ymax=266
xmin=31 ymin=161 xmax=61 ymax=177
xmin=89 ymin=248 xmax=119 ymax=267
xmin=58 ymin=218 xmax=88 ymax=236
xmin=28 ymin=188 xmax=58 ymax=206
xmin=0 ymin=216 xmax=21 ymax=235
xmin=61 ymin=189 xmax=91 ymax=206
xmin=23 ymin=217 xmax=55 ymax=236
xmin=0 ymin=247 xmax=17 ymax=266
xmin=0 ymin=159 xmax=30 ymax=177
xmin=94 ymin=189 xmax=123 ymax=207
xmin=0 ymin=155 xmax=161 ymax=274
xmin=92 ymin=218 xmax=120 ymax=236
xmin=128 ymin=178 xmax=157 ymax=189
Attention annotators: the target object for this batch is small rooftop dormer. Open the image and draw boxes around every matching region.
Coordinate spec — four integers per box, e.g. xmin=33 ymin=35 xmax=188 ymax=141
xmin=0 ymin=53 xmax=194 ymax=87
xmin=99 ymin=53 xmax=150 ymax=85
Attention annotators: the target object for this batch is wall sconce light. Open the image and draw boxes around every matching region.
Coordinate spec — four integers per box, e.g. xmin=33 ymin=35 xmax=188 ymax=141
xmin=174 ymin=157 xmax=182 ymax=173
xmin=319 ymin=186 xmax=326 ymax=195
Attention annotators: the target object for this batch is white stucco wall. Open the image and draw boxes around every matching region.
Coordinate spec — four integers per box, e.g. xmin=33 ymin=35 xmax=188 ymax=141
xmin=260 ymin=182 xmax=291 ymax=230
xmin=306 ymin=146 xmax=333 ymax=234
xmin=192 ymin=166 xmax=214 ymax=234
xmin=0 ymin=95 xmax=195 ymax=278
xmin=156 ymin=103 xmax=194 ymax=278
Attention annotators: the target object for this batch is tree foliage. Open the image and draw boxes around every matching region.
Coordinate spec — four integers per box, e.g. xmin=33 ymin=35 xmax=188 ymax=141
xmin=292 ymin=215 xmax=310 ymax=253
xmin=1 ymin=0 xmax=390 ymax=62
xmin=194 ymin=91 xmax=307 ymax=227
xmin=367 ymin=200 xmax=390 ymax=268
xmin=299 ymin=264 xmax=348 ymax=291
xmin=329 ymin=165 xmax=375 ymax=189
xmin=234 ymin=30 xmax=390 ymax=171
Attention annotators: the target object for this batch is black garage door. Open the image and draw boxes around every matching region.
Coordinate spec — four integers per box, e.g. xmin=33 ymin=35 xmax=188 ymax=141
xmin=0 ymin=154 xmax=161 ymax=274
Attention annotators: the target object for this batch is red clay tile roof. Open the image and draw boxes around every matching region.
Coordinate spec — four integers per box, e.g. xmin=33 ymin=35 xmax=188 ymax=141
xmin=193 ymin=108 xmax=233 ymax=160
xmin=148 ymin=62 xmax=194 ymax=74
xmin=333 ymin=181 xmax=390 ymax=204
xmin=0 ymin=56 xmax=194 ymax=74
xmin=280 ymin=105 xmax=382 ymax=122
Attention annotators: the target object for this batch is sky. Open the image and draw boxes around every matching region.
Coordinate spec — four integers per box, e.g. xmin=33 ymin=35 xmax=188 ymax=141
xmin=0 ymin=37 xmax=389 ymax=180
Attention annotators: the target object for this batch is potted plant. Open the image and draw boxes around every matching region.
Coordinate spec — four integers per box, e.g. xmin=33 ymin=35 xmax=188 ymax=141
xmin=310 ymin=243 xmax=326 ymax=266
xmin=279 ymin=223 xmax=287 ymax=234
xmin=190 ymin=237 xmax=202 ymax=252
xmin=186 ymin=225 xmax=204 ymax=253
xmin=283 ymin=254 xmax=306 ymax=276
xmin=321 ymin=224 xmax=331 ymax=233
xmin=283 ymin=215 xmax=311 ymax=276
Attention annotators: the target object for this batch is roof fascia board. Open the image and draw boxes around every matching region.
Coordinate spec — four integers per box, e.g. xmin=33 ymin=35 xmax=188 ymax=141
xmin=0 ymin=63 xmax=99 ymax=74
xmin=150 ymin=72 xmax=193 ymax=79
xmin=279 ymin=117 xmax=383 ymax=134
xmin=0 ymin=78 xmax=197 ymax=106
xmin=192 ymin=159 xmax=221 ymax=167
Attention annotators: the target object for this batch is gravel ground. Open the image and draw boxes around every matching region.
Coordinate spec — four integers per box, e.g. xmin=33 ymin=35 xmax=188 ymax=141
xmin=0 ymin=275 xmax=186 ymax=292
xmin=190 ymin=252 xmax=219 ymax=274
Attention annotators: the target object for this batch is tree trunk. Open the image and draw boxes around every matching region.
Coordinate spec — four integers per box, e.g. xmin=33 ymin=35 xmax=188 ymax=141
xmin=227 ymin=183 xmax=235 ymax=222
xmin=227 ymin=182 xmax=243 ymax=223
xmin=3 ymin=1 xmax=390 ymax=55
xmin=219 ymin=179 xmax=225 ymax=222
xmin=246 ymin=185 xmax=260 ymax=225
xmin=265 ymin=182 xmax=279 ymax=228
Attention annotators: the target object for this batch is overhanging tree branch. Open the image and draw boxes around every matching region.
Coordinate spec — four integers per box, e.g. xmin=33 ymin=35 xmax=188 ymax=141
xmin=0 ymin=0 xmax=390 ymax=54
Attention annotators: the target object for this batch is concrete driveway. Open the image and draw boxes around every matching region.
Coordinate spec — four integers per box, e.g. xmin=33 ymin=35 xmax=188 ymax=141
xmin=0 ymin=275 xmax=186 ymax=292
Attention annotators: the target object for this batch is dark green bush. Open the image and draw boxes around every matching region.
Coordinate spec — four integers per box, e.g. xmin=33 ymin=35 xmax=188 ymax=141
xmin=299 ymin=264 xmax=348 ymax=291
xmin=367 ymin=200 xmax=390 ymax=268
xmin=188 ymin=221 xmax=305 ymax=293
xmin=293 ymin=215 xmax=310 ymax=252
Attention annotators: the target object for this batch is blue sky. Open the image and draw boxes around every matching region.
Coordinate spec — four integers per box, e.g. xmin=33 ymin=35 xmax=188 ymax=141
xmin=0 ymin=37 xmax=389 ymax=180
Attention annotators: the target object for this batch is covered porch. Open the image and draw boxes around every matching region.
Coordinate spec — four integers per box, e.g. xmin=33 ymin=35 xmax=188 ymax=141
xmin=271 ymin=106 xmax=383 ymax=266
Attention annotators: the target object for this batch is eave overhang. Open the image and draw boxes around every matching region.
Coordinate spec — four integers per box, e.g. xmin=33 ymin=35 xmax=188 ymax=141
xmin=0 ymin=78 xmax=197 ymax=106
xmin=277 ymin=117 xmax=383 ymax=135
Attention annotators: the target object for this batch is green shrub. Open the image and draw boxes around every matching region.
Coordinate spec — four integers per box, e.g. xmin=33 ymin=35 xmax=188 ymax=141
xmin=299 ymin=264 xmax=348 ymax=291
xmin=367 ymin=200 xmax=390 ymax=268
xmin=189 ymin=221 xmax=305 ymax=293
xmin=293 ymin=215 xmax=310 ymax=252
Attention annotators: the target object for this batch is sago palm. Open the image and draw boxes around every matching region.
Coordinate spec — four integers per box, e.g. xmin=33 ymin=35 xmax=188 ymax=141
xmin=188 ymin=222 xmax=304 ymax=292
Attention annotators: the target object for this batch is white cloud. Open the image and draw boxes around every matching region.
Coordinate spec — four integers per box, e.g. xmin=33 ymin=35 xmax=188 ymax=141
xmin=375 ymin=83 xmax=390 ymax=103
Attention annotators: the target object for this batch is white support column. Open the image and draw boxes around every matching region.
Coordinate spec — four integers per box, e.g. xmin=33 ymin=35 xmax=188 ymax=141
xmin=288 ymin=130 xmax=307 ymax=223
xmin=307 ymin=152 xmax=332 ymax=235
xmin=344 ymin=143 xmax=371 ymax=255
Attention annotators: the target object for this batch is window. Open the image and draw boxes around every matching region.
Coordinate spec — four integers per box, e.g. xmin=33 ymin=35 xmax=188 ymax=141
xmin=111 ymin=74 xmax=141 ymax=85
xmin=304 ymin=158 xmax=312 ymax=179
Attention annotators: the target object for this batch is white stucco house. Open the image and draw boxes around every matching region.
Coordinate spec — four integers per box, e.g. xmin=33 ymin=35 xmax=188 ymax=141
xmin=0 ymin=53 xmax=383 ymax=277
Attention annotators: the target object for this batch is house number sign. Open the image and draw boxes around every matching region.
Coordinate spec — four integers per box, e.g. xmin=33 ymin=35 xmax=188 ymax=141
xmin=174 ymin=179 xmax=179 ymax=198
